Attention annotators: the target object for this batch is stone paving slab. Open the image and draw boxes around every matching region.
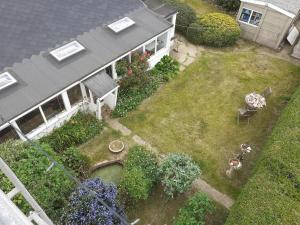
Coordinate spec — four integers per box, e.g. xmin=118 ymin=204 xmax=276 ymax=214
xmin=192 ymin=179 xmax=234 ymax=209
xmin=106 ymin=119 xmax=132 ymax=136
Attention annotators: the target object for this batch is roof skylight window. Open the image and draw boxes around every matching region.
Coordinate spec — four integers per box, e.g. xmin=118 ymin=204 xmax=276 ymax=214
xmin=50 ymin=41 xmax=85 ymax=62
xmin=108 ymin=17 xmax=135 ymax=33
xmin=0 ymin=72 xmax=17 ymax=91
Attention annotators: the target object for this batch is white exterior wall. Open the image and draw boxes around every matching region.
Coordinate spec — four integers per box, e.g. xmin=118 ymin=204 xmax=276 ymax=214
xmin=0 ymin=22 xmax=175 ymax=141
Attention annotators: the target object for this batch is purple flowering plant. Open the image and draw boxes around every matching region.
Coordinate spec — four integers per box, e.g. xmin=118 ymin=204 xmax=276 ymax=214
xmin=61 ymin=178 xmax=126 ymax=225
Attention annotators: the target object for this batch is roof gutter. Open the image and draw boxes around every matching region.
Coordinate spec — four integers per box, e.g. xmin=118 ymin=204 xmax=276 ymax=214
xmin=241 ymin=0 xmax=296 ymax=18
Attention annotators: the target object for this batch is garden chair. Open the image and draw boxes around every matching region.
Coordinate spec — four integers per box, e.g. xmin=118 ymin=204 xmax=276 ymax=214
xmin=262 ymin=87 xmax=272 ymax=98
xmin=237 ymin=108 xmax=256 ymax=125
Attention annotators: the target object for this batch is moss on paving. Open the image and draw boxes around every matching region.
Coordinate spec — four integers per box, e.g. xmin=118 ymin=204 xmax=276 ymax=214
xmin=121 ymin=50 xmax=300 ymax=198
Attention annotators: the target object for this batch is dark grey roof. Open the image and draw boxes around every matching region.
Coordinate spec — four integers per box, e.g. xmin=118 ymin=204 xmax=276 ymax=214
xmin=84 ymin=71 xmax=118 ymax=98
xmin=142 ymin=0 xmax=177 ymax=18
xmin=256 ymin=0 xmax=300 ymax=15
xmin=0 ymin=0 xmax=144 ymax=71
xmin=0 ymin=7 xmax=172 ymax=126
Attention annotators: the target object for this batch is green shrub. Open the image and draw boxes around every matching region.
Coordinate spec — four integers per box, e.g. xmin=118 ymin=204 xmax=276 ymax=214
xmin=0 ymin=140 xmax=75 ymax=221
xmin=163 ymin=0 xmax=197 ymax=35
xmin=125 ymin=145 xmax=159 ymax=183
xmin=120 ymin=146 xmax=158 ymax=201
xmin=116 ymin=59 xmax=128 ymax=77
xmin=159 ymin=154 xmax=201 ymax=197
xmin=62 ymin=146 xmax=90 ymax=179
xmin=40 ymin=112 xmax=104 ymax=152
xmin=153 ymin=55 xmax=179 ymax=81
xmin=225 ymin=88 xmax=300 ymax=225
xmin=174 ymin=192 xmax=215 ymax=225
xmin=186 ymin=22 xmax=203 ymax=45
xmin=113 ymin=55 xmax=179 ymax=118
xmin=191 ymin=13 xmax=240 ymax=47
xmin=216 ymin=0 xmax=240 ymax=11
xmin=120 ymin=167 xmax=151 ymax=201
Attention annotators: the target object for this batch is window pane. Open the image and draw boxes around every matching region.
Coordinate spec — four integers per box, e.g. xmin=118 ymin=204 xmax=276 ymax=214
xmin=250 ymin=11 xmax=262 ymax=26
xmin=67 ymin=84 xmax=83 ymax=106
xmin=145 ymin=40 xmax=156 ymax=56
xmin=239 ymin=8 xmax=252 ymax=23
xmin=85 ymin=86 xmax=90 ymax=98
xmin=0 ymin=126 xmax=19 ymax=144
xmin=42 ymin=95 xmax=65 ymax=120
xmin=132 ymin=47 xmax=143 ymax=55
xmin=157 ymin=33 xmax=168 ymax=51
xmin=17 ymin=109 xmax=44 ymax=134
xmin=105 ymin=65 xmax=113 ymax=78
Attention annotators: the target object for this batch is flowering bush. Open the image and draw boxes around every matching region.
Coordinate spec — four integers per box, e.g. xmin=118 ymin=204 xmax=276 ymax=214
xmin=61 ymin=178 xmax=127 ymax=225
xmin=113 ymin=55 xmax=179 ymax=118
xmin=159 ymin=154 xmax=201 ymax=197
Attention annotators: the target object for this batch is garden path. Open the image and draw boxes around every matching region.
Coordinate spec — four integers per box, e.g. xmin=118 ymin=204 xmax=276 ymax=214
xmin=106 ymin=118 xmax=235 ymax=209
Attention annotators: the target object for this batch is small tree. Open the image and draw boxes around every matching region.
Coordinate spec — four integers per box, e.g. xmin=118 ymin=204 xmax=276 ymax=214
xmin=61 ymin=178 xmax=126 ymax=225
xmin=159 ymin=154 xmax=201 ymax=197
xmin=174 ymin=192 xmax=215 ymax=225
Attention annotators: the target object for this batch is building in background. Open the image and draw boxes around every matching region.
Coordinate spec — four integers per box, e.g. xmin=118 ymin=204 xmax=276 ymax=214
xmin=237 ymin=0 xmax=300 ymax=58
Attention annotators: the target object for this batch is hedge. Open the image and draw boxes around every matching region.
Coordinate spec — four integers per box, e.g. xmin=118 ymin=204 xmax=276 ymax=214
xmin=187 ymin=13 xmax=240 ymax=47
xmin=216 ymin=0 xmax=240 ymax=12
xmin=225 ymin=88 xmax=300 ymax=225
xmin=40 ymin=111 xmax=104 ymax=152
xmin=163 ymin=0 xmax=197 ymax=35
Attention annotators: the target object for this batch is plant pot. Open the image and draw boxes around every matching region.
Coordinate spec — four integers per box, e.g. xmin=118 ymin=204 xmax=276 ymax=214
xmin=109 ymin=140 xmax=125 ymax=153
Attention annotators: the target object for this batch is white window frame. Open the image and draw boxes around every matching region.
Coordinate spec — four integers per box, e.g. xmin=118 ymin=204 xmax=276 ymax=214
xmin=239 ymin=8 xmax=262 ymax=27
xmin=0 ymin=72 xmax=17 ymax=91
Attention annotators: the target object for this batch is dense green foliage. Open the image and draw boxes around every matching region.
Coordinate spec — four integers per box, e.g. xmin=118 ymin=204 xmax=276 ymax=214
xmin=40 ymin=112 xmax=104 ymax=152
xmin=159 ymin=154 xmax=201 ymax=197
xmin=174 ymin=192 xmax=215 ymax=225
xmin=186 ymin=22 xmax=203 ymax=45
xmin=188 ymin=13 xmax=240 ymax=47
xmin=216 ymin=0 xmax=240 ymax=11
xmin=153 ymin=55 xmax=180 ymax=81
xmin=120 ymin=146 xmax=158 ymax=201
xmin=163 ymin=0 xmax=197 ymax=35
xmin=62 ymin=146 xmax=90 ymax=179
xmin=120 ymin=167 xmax=151 ymax=201
xmin=0 ymin=141 xmax=75 ymax=220
xmin=113 ymin=55 xmax=179 ymax=118
xmin=225 ymin=88 xmax=300 ymax=225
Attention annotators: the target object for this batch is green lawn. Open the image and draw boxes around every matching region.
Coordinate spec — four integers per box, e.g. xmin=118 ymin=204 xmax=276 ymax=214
xmin=79 ymin=126 xmax=133 ymax=166
xmin=121 ymin=50 xmax=300 ymax=198
xmin=179 ymin=0 xmax=222 ymax=15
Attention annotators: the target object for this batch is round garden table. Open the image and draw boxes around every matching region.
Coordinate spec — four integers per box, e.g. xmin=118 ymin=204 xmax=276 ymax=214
xmin=245 ymin=92 xmax=266 ymax=109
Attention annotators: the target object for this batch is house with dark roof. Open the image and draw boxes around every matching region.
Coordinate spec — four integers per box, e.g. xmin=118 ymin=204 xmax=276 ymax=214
xmin=237 ymin=0 xmax=300 ymax=57
xmin=0 ymin=0 xmax=177 ymax=142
